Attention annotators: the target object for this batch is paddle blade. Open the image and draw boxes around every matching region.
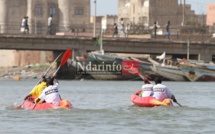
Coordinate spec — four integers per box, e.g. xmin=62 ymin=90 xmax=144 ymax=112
xmin=53 ymin=49 xmax=72 ymax=76
xmin=122 ymin=60 xmax=151 ymax=83
xmin=60 ymin=49 xmax=72 ymax=67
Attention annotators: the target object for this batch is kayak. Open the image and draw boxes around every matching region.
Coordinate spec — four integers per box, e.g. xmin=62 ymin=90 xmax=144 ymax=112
xmin=22 ymin=97 xmax=72 ymax=110
xmin=130 ymin=90 xmax=173 ymax=107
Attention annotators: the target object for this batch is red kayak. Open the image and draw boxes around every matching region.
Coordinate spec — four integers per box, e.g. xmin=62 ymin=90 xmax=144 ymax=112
xmin=131 ymin=90 xmax=173 ymax=107
xmin=22 ymin=97 xmax=72 ymax=110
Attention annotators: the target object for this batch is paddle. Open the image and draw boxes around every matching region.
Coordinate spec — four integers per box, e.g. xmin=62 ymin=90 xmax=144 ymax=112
xmin=35 ymin=53 xmax=63 ymax=85
xmin=16 ymin=53 xmax=63 ymax=109
xmin=174 ymin=101 xmax=182 ymax=107
xmin=130 ymin=67 xmax=151 ymax=84
xmin=32 ymin=49 xmax=72 ymax=110
xmin=123 ymin=63 xmax=151 ymax=83
xmin=53 ymin=49 xmax=72 ymax=76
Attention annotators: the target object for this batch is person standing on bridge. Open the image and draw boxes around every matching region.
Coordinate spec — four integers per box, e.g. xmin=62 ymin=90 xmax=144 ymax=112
xmin=153 ymin=21 xmax=158 ymax=39
xmin=24 ymin=16 xmax=29 ymax=34
xmin=47 ymin=15 xmax=53 ymax=35
xmin=20 ymin=16 xmax=25 ymax=34
xmin=164 ymin=21 xmax=170 ymax=40
xmin=112 ymin=23 xmax=118 ymax=37
xmin=118 ymin=18 xmax=126 ymax=38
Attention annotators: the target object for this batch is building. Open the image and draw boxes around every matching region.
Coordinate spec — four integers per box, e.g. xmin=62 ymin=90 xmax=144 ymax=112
xmin=0 ymin=0 xmax=90 ymax=67
xmin=0 ymin=0 xmax=92 ymax=67
xmin=0 ymin=50 xmax=52 ymax=67
xmin=207 ymin=4 xmax=215 ymax=26
xmin=0 ymin=0 xmax=90 ymax=34
xmin=118 ymin=0 xmax=200 ymax=28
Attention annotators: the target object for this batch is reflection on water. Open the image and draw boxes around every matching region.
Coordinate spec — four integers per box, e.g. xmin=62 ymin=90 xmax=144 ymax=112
xmin=0 ymin=79 xmax=215 ymax=134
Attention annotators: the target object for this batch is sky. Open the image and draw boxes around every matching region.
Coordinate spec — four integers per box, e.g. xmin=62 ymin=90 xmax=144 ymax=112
xmin=90 ymin=0 xmax=215 ymax=16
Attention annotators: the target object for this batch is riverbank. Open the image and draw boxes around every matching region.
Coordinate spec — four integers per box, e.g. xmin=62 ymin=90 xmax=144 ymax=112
xmin=0 ymin=63 xmax=55 ymax=80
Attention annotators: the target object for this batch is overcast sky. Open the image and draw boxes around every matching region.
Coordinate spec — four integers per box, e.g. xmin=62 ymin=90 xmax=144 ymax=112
xmin=90 ymin=0 xmax=215 ymax=16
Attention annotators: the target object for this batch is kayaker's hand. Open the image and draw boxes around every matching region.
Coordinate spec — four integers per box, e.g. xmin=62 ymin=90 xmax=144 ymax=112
xmin=34 ymin=98 xmax=39 ymax=104
xmin=24 ymin=96 xmax=28 ymax=100
xmin=42 ymin=75 xmax=45 ymax=78
xmin=52 ymin=75 xmax=56 ymax=80
xmin=173 ymin=98 xmax=177 ymax=103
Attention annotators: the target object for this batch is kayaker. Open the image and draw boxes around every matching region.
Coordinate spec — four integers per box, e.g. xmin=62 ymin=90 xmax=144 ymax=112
xmin=34 ymin=76 xmax=61 ymax=107
xmin=23 ymin=75 xmax=47 ymax=101
xmin=152 ymin=77 xmax=177 ymax=102
xmin=141 ymin=79 xmax=153 ymax=97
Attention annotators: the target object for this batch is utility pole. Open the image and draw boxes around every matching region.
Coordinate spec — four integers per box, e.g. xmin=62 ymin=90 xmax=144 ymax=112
xmin=93 ymin=0 xmax=97 ymax=37
xmin=187 ymin=33 xmax=190 ymax=60
xmin=182 ymin=0 xmax=186 ymax=26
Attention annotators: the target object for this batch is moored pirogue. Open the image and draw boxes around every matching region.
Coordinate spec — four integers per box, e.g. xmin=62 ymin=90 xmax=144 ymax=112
xmin=22 ymin=97 xmax=72 ymax=110
xmin=131 ymin=90 xmax=173 ymax=107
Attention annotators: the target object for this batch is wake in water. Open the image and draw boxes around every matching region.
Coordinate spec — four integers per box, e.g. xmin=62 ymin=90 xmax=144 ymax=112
xmin=1 ymin=102 xmax=24 ymax=110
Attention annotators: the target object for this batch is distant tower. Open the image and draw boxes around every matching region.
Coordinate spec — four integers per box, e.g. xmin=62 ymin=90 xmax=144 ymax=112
xmin=0 ymin=0 xmax=7 ymax=33
xmin=58 ymin=0 xmax=70 ymax=32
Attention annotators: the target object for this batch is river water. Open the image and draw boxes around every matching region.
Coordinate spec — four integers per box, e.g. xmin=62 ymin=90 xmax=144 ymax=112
xmin=0 ymin=79 xmax=214 ymax=134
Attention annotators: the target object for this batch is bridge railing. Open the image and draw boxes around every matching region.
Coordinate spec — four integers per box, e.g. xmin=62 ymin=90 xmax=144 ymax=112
xmin=0 ymin=22 xmax=214 ymax=42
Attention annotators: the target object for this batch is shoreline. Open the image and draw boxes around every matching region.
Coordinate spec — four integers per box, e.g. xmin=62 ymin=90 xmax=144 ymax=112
xmin=0 ymin=63 xmax=55 ymax=80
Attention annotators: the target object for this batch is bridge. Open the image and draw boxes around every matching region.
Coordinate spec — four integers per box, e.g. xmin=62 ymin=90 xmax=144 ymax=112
xmin=1 ymin=34 xmax=215 ymax=79
xmin=0 ymin=34 xmax=215 ymax=62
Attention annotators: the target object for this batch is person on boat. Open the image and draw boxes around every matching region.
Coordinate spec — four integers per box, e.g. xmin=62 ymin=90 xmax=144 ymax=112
xmin=152 ymin=77 xmax=177 ymax=102
xmin=141 ymin=79 xmax=153 ymax=97
xmin=24 ymin=75 xmax=47 ymax=101
xmin=34 ymin=76 xmax=61 ymax=107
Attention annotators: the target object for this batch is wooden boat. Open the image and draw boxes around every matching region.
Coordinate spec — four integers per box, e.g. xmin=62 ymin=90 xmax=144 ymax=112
xmin=178 ymin=59 xmax=215 ymax=81
xmin=70 ymin=52 xmax=152 ymax=80
xmin=149 ymin=57 xmax=187 ymax=81
xmin=131 ymin=90 xmax=173 ymax=107
xmin=148 ymin=56 xmax=187 ymax=81
xmin=150 ymin=65 xmax=187 ymax=81
xmin=91 ymin=53 xmax=156 ymax=80
xmin=22 ymin=97 xmax=72 ymax=110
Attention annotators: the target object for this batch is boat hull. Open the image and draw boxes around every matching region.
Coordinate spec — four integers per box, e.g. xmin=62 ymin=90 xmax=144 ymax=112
xmin=150 ymin=65 xmax=187 ymax=81
xmin=22 ymin=97 xmax=72 ymax=110
xmin=180 ymin=64 xmax=215 ymax=81
xmin=131 ymin=90 xmax=173 ymax=107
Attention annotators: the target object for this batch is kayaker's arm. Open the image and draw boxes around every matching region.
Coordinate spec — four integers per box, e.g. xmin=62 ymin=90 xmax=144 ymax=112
xmin=24 ymin=94 xmax=32 ymax=100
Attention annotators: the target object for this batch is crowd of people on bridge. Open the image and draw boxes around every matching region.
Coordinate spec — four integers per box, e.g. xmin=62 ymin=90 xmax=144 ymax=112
xmin=20 ymin=15 xmax=53 ymax=35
